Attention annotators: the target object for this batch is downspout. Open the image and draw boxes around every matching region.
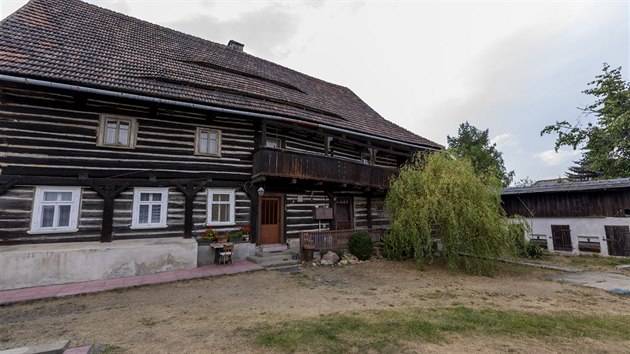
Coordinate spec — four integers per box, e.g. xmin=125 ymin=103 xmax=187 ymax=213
xmin=0 ymin=74 xmax=440 ymax=151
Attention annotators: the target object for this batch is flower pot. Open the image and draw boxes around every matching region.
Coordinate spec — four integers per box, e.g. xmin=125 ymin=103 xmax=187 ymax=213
xmin=302 ymin=244 xmax=315 ymax=262
xmin=196 ymin=238 xmax=214 ymax=245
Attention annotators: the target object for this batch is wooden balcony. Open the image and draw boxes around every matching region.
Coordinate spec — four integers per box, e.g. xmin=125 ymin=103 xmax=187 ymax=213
xmin=252 ymin=148 xmax=397 ymax=189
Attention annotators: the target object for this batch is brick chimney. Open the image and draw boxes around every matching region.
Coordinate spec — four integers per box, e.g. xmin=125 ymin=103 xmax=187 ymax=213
xmin=227 ymin=40 xmax=244 ymax=52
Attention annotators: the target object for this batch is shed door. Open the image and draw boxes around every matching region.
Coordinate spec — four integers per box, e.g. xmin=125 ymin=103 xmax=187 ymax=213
xmin=334 ymin=197 xmax=352 ymax=230
xmin=551 ymin=225 xmax=572 ymax=252
xmin=605 ymin=225 xmax=630 ymax=257
xmin=260 ymin=196 xmax=282 ymax=245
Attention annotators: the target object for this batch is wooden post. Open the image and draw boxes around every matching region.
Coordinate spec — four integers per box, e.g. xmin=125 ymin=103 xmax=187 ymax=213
xmin=366 ymin=194 xmax=373 ymax=229
xmin=90 ymin=182 xmax=130 ymax=243
xmin=261 ymin=119 xmax=267 ymax=148
xmin=173 ymin=180 xmax=207 ymax=239
xmin=0 ymin=179 xmax=17 ymax=196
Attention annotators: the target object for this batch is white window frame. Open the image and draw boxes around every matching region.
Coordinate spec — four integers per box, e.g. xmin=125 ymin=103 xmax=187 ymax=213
xmin=206 ymin=188 xmax=236 ymax=226
xmin=29 ymin=186 xmax=81 ymax=234
xmin=97 ymin=115 xmax=138 ymax=149
xmin=265 ymin=137 xmax=282 ymax=149
xmin=131 ymin=187 xmax=169 ymax=229
xmin=195 ymin=127 xmax=222 ymax=156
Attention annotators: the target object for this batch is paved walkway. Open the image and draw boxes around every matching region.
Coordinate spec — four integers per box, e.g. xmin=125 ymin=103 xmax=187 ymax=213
xmin=548 ymin=271 xmax=630 ymax=294
xmin=0 ymin=261 xmax=264 ymax=305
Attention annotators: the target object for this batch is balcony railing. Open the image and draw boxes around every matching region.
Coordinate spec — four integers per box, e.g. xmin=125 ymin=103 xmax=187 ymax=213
xmin=252 ymin=148 xmax=397 ymax=189
xmin=300 ymin=228 xmax=386 ymax=251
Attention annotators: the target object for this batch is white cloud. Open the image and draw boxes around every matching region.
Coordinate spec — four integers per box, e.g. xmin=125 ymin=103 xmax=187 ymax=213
xmin=491 ymin=133 xmax=517 ymax=149
xmin=534 ymin=149 xmax=580 ymax=167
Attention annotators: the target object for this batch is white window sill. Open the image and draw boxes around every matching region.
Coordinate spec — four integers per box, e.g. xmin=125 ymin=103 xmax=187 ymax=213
xmin=206 ymin=222 xmax=236 ymax=227
xmin=130 ymin=225 xmax=168 ymax=230
xmin=27 ymin=228 xmax=79 ymax=235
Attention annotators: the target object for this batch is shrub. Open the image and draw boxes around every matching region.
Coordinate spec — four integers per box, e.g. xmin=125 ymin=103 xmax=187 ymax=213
xmin=349 ymin=231 xmax=374 ymax=261
xmin=521 ymin=241 xmax=548 ymax=259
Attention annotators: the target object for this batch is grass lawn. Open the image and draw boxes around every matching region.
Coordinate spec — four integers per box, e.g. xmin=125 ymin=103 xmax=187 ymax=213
xmin=255 ymin=306 xmax=630 ymax=353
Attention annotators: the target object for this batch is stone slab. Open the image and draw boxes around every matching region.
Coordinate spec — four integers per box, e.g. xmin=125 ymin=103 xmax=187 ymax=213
xmin=0 ymin=340 xmax=69 ymax=354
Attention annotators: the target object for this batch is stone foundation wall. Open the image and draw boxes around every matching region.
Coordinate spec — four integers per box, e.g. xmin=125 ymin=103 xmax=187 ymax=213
xmin=0 ymin=238 xmax=197 ymax=290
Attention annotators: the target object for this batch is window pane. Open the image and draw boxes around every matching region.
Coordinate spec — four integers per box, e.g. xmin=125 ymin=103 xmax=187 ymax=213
xmin=59 ymin=192 xmax=72 ymax=201
xmin=105 ymin=120 xmax=117 ymax=145
xmin=41 ymin=205 xmax=55 ymax=227
xmin=151 ymin=204 xmax=161 ymax=224
xmin=211 ymin=204 xmax=219 ymax=222
xmin=199 ymin=131 xmax=208 ymax=153
xmin=209 ymin=132 xmax=218 ymax=154
xmin=151 ymin=193 xmax=162 ymax=202
xmin=140 ymin=193 xmax=150 ymax=202
xmin=43 ymin=191 xmax=59 ymax=201
xmin=118 ymin=121 xmax=130 ymax=145
xmin=219 ymin=204 xmax=229 ymax=222
xmin=139 ymin=205 xmax=149 ymax=224
xmin=58 ymin=205 xmax=71 ymax=227
xmin=213 ymin=194 xmax=230 ymax=202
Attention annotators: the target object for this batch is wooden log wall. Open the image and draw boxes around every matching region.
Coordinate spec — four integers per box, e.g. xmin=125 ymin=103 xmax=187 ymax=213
xmin=502 ymin=190 xmax=630 ymax=218
xmin=285 ymin=191 xmax=331 ymax=237
xmin=0 ymin=84 xmax=253 ymax=243
xmin=354 ymin=196 xmax=390 ymax=229
xmin=0 ymin=86 xmax=255 ymax=178
xmin=269 ymin=125 xmax=399 ymax=169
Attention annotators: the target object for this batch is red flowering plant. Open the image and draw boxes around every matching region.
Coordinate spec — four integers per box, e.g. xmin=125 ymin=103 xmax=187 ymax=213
xmin=239 ymin=225 xmax=252 ymax=235
xmin=198 ymin=226 xmax=219 ymax=241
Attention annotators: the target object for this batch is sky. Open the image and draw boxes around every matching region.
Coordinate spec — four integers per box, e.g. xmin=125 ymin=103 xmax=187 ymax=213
xmin=1 ymin=0 xmax=628 ymax=183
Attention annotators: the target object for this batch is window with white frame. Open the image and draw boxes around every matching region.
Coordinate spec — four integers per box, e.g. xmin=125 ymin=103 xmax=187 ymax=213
xmin=207 ymin=189 xmax=235 ymax=226
xmin=195 ymin=128 xmax=221 ymax=156
xmin=131 ymin=188 xmax=169 ymax=229
xmin=29 ymin=186 xmax=81 ymax=234
xmin=265 ymin=137 xmax=282 ymax=149
xmin=98 ymin=115 xmax=137 ymax=148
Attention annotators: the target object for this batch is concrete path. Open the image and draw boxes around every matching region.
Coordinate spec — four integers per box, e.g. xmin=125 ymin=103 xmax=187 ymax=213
xmin=0 ymin=261 xmax=263 ymax=305
xmin=547 ymin=272 xmax=630 ymax=294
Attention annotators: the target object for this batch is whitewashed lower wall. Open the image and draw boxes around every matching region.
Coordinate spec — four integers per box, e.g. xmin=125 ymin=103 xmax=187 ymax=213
xmin=525 ymin=217 xmax=630 ymax=256
xmin=0 ymin=238 xmax=197 ymax=290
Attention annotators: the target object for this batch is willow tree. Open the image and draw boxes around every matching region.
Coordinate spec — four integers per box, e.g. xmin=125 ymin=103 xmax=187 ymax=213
xmin=384 ymin=151 xmax=519 ymax=275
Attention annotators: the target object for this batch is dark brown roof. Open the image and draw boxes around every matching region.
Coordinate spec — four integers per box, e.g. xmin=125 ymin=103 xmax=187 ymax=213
xmin=0 ymin=0 xmax=440 ymax=149
xmin=502 ymin=178 xmax=630 ymax=195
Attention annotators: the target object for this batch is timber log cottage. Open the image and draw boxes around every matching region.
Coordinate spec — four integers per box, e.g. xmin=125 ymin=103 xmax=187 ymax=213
xmin=502 ymin=178 xmax=630 ymax=257
xmin=0 ymin=0 xmax=440 ymax=288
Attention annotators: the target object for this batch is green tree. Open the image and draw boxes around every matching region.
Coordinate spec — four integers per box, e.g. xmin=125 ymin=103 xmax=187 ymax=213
xmin=383 ymin=152 xmax=519 ymax=275
xmin=447 ymin=122 xmax=515 ymax=187
xmin=541 ymin=63 xmax=630 ymax=179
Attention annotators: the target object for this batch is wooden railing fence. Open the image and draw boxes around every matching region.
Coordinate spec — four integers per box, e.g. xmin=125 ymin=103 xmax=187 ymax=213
xmin=299 ymin=229 xmax=386 ymax=251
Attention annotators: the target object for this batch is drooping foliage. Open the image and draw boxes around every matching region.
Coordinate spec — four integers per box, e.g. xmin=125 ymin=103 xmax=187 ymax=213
xmin=541 ymin=63 xmax=630 ymax=179
xmin=383 ymin=151 xmax=519 ymax=275
xmin=447 ymin=122 xmax=515 ymax=187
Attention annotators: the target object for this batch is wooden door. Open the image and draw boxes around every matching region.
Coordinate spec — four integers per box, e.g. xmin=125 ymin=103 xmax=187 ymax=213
xmin=551 ymin=225 xmax=572 ymax=252
xmin=334 ymin=197 xmax=352 ymax=230
xmin=606 ymin=225 xmax=630 ymax=257
xmin=260 ymin=196 xmax=282 ymax=244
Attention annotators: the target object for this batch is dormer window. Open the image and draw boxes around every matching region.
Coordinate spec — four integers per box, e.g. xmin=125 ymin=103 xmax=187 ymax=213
xmin=97 ymin=115 xmax=137 ymax=148
xmin=195 ymin=128 xmax=221 ymax=156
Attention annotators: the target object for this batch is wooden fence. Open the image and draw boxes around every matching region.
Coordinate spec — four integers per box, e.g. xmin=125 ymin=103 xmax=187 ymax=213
xmin=299 ymin=229 xmax=386 ymax=251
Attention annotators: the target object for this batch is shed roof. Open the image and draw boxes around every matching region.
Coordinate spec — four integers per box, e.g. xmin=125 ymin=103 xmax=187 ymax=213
xmin=0 ymin=0 xmax=441 ymax=149
xmin=501 ymin=178 xmax=630 ymax=195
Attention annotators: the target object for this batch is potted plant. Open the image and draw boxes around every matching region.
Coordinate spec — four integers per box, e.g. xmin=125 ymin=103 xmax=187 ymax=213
xmin=240 ymin=225 xmax=251 ymax=242
xmin=196 ymin=226 xmax=218 ymax=245
xmin=228 ymin=231 xmax=243 ymax=243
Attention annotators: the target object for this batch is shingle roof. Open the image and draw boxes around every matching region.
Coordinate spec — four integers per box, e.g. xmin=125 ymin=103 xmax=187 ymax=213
xmin=0 ymin=0 xmax=441 ymax=149
xmin=502 ymin=178 xmax=630 ymax=195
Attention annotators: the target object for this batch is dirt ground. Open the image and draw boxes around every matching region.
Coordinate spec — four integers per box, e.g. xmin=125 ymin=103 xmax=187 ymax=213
xmin=1 ymin=259 xmax=629 ymax=353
